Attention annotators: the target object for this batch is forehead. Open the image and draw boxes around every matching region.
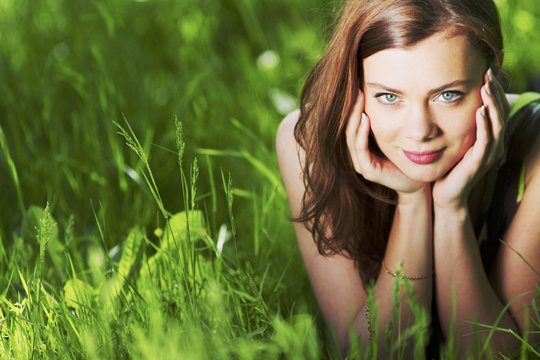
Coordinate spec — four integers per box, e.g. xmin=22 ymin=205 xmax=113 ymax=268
xmin=363 ymin=31 xmax=486 ymax=91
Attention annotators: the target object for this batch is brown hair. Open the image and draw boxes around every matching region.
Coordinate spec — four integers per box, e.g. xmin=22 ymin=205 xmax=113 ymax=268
xmin=294 ymin=0 xmax=504 ymax=287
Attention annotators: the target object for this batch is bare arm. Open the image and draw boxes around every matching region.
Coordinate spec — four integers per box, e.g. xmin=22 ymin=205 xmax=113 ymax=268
xmin=433 ymin=75 xmax=539 ymax=355
xmin=492 ymin=95 xmax=540 ymax=343
xmin=276 ymin=109 xmax=434 ymax=354
xmin=433 ymin=150 xmax=540 ymax=355
xmin=492 ymin=129 xmax=540 ymax=342
xmin=433 ymin=206 xmax=521 ymax=353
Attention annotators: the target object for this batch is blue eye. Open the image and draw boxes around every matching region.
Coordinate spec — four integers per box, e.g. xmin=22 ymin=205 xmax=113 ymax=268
xmin=376 ymin=93 xmax=399 ymax=105
xmin=437 ymin=91 xmax=463 ymax=103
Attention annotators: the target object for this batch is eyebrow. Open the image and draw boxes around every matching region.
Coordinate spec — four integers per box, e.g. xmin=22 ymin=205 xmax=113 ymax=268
xmin=365 ymin=80 xmax=474 ymax=95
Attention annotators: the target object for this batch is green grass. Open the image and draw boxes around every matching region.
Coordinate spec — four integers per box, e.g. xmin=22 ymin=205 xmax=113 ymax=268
xmin=0 ymin=0 xmax=539 ymax=358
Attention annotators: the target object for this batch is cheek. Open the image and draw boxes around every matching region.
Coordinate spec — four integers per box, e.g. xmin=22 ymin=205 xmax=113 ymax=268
xmin=444 ymin=110 xmax=477 ymax=152
xmin=368 ymin=114 xmax=396 ymax=149
xmin=461 ymin=124 xmax=477 ymax=151
xmin=365 ymin=102 xmax=400 ymax=146
xmin=452 ymin=90 xmax=482 ymax=135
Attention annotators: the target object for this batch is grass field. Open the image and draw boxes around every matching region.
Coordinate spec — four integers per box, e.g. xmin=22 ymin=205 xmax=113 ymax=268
xmin=0 ymin=0 xmax=539 ymax=358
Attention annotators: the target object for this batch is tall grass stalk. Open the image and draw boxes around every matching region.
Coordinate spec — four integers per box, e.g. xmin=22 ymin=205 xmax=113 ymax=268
xmin=0 ymin=0 xmax=538 ymax=358
xmin=0 ymin=126 xmax=25 ymax=216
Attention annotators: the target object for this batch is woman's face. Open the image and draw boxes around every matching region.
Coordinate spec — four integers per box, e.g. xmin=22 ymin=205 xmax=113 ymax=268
xmin=363 ymin=31 xmax=486 ymax=183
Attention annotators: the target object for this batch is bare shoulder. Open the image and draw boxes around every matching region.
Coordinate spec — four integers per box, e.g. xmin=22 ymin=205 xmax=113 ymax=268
xmin=275 ymin=110 xmax=366 ymax=345
xmin=276 ymin=109 xmax=304 ymax=215
xmin=276 ymin=109 xmax=301 ymax=155
xmin=275 ymin=109 xmax=303 ymax=184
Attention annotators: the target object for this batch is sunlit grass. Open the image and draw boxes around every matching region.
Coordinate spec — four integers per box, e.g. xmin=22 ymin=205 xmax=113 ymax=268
xmin=0 ymin=0 xmax=539 ymax=358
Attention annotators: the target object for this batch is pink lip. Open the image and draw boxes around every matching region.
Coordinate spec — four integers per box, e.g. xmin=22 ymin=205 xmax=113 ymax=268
xmin=402 ymin=149 xmax=444 ymax=164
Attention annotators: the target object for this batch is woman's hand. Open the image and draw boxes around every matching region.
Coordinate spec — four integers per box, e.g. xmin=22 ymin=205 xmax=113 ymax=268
xmin=432 ymin=69 xmax=510 ymax=209
xmin=346 ymin=91 xmax=429 ymax=199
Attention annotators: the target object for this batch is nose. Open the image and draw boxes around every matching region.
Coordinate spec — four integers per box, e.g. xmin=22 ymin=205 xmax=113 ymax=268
xmin=404 ymin=103 xmax=439 ymax=141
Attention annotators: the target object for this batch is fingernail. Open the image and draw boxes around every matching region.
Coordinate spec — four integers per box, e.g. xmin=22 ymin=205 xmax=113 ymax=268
xmin=484 ymin=83 xmax=491 ymax=96
xmin=487 ymin=68 xmax=494 ymax=81
xmin=481 ymin=105 xmax=487 ymax=118
xmin=361 ymin=112 xmax=367 ymax=122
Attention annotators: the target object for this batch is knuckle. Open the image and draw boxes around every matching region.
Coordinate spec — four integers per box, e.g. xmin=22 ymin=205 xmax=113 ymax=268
xmin=478 ymin=136 xmax=489 ymax=147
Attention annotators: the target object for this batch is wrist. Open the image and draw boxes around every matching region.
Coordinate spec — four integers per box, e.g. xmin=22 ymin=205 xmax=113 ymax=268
xmin=397 ymin=185 xmax=432 ymax=206
xmin=433 ymin=203 xmax=469 ymax=223
xmin=433 ymin=205 xmax=473 ymax=249
xmin=432 ymin=187 xmax=471 ymax=211
xmin=433 ymin=199 xmax=468 ymax=213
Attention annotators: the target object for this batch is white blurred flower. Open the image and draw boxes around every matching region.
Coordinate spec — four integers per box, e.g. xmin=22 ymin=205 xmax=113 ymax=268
xmin=269 ymin=88 xmax=297 ymax=115
xmin=257 ymin=50 xmax=280 ymax=70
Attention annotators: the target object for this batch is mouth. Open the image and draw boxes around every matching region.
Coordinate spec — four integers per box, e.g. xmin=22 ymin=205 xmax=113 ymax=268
xmin=402 ymin=148 xmax=444 ymax=164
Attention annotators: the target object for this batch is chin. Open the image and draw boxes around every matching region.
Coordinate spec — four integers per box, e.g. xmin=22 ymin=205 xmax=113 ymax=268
xmin=403 ymin=166 xmax=449 ymax=183
xmin=409 ymin=174 xmax=439 ymax=183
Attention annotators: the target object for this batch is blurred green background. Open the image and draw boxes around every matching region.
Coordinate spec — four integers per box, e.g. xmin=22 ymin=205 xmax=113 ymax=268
xmin=1 ymin=0 xmax=539 ymax=244
xmin=0 ymin=0 xmax=538 ymax=356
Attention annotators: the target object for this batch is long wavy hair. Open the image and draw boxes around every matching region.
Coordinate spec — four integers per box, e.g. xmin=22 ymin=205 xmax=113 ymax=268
xmin=294 ymin=0 xmax=504 ymax=287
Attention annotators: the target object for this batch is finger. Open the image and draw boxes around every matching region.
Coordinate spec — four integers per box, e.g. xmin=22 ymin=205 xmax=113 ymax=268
xmin=483 ymin=69 xmax=500 ymax=113
xmin=478 ymin=101 xmax=505 ymax=166
xmin=481 ymin=80 xmax=503 ymax=139
xmin=346 ymin=92 xmax=364 ymax=171
xmin=354 ymin=112 xmax=378 ymax=178
xmin=486 ymin=68 xmax=510 ymax=123
xmin=441 ymin=105 xmax=489 ymax=188
xmin=485 ymin=73 xmax=507 ymax=159
xmin=483 ymin=69 xmax=490 ymax=85
xmin=346 ymin=92 xmax=363 ymax=138
xmin=480 ymin=70 xmax=507 ymax=165
xmin=345 ymin=106 xmax=360 ymax=150
xmin=472 ymin=105 xmax=490 ymax=161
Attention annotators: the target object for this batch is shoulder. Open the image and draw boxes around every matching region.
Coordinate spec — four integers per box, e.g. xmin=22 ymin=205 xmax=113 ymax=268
xmin=276 ymin=110 xmax=305 ymax=215
xmin=276 ymin=109 xmax=301 ymax=154
xmin=275 ymin=110 xmax=366 ymax=346
xmin=276 ymin=109 xmax=303 ymax=179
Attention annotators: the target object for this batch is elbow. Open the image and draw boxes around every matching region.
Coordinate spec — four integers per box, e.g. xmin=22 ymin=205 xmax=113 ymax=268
xmin=332 ymin=314 xmax=371 ymax=358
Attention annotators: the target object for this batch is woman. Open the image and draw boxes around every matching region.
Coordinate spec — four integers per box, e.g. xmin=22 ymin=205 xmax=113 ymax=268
xmin=276 ymin=0 xmax=540 ymax=356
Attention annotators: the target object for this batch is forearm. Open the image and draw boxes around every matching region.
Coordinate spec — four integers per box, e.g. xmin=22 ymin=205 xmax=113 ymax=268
xmin=434 ymin=206 xmax=520 ymax=354
xmin=354 ymin=190 xmax=433 ymax=348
